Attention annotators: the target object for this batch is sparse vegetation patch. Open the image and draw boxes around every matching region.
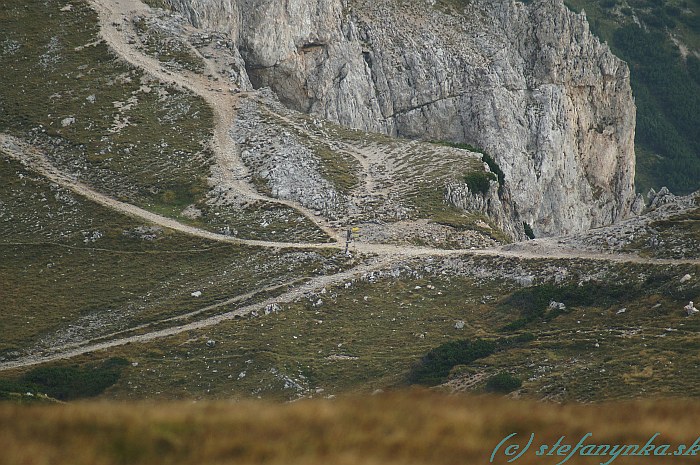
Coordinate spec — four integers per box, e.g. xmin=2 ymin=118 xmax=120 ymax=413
xmin=0 ymin=0 xmax=214 ymax=215
xmin=485 ymin=372 xmax=522 ymax=393
xmin=0 ymin=358 xmax=128 ymax=401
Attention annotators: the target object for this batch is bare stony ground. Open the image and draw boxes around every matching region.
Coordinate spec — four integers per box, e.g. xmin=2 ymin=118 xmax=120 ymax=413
xmin=505 ymin=191 xmax=699 ymax=259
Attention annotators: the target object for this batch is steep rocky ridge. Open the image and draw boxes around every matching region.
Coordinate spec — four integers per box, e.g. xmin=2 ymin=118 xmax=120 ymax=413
xmin=157 ymin=0 xmax=636 ymax=237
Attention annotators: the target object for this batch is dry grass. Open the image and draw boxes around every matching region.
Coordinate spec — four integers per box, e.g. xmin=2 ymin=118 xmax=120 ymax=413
xmin=2 ymin=390 xmax=700 ymax=465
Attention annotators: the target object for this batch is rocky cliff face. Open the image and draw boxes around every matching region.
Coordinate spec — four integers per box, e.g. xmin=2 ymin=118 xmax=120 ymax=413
xmin=161 ymin=0 xmax=636 ymax=237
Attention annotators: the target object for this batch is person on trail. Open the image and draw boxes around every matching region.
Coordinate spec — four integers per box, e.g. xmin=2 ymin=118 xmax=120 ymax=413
xmin=344 ymin=229 xmax=352 ymax=257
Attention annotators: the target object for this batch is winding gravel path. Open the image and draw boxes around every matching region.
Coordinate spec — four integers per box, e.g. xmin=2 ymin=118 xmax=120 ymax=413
xmin=90 ymin=0 xmax=342 ymax=242
xmin=0 ymin=257 xmax=394 ymax=371
xmin=4 ymin=132 xmax=698 ymax=264
xmin=0 ymin=0 xmax=697 ymax=371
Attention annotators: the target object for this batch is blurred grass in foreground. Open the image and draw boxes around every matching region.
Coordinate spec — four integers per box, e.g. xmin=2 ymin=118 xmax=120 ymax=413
xmin=2 ymin=389 xmax=700 ymax=465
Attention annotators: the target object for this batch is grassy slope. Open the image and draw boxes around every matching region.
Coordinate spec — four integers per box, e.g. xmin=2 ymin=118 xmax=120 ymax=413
xmin=104 ymin=257 xmax=699 ymax=402
xmin=3 ymin=391 xmax=700 ymax=465
xmin=2 ymin=250 xmax=694 ymax=403
xmin=563 ymin=0 xmax=700 ymax=195
xmin=0 ymin=154 xmax=347 ymax=357
xmin=0 ymin=0 xmax=213 ymax=209
xmin=0 ymin=0 xmax=329 ymax=243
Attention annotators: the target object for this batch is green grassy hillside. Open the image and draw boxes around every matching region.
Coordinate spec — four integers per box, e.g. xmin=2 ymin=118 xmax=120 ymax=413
xmin=1 ymin=0 xmax=697 ymax=412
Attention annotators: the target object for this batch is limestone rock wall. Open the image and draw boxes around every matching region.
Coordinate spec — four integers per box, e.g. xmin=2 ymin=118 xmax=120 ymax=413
xmin=161 ymin=0 xmax=636 ymax=237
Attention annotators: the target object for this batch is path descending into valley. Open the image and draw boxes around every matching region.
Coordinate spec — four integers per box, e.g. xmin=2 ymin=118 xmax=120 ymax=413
xmin=0 ymin=0 xmax=698 ymax=371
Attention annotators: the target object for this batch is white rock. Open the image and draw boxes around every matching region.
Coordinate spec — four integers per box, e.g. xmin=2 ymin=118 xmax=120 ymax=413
xmin=265 ymin=303 xmax=281 ymax=315
xmin=685 ymin=301 xmax=699 ymax=316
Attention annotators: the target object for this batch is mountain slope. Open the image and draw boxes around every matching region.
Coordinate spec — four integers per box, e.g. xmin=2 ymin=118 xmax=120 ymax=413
xmin=0 ymin=0 xmax=698 ymax=407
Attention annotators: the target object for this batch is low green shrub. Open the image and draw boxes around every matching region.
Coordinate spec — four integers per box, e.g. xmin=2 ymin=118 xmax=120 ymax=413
xmin=464 ymin=172 xmax=496 ymax=195
xmin=481 ymin=153 xmax=506 ymax=186
xmin=409 ymin=339 xmax=497 ymax=385
xmin=409 ymin=335 xmax=535 ymax=386
xmin=9 ymin=358 xmax=131 ymax=401
xmin=485 ymin=372 xmax=522 ymax=393
xmin=498 ymin=283 xmax=641 ymax=331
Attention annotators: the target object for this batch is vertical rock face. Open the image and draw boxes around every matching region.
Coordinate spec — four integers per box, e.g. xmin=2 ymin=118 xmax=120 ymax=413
xmin=165 ymin=0 xmax=240 ymax=35
xmin=164 ymin=0 xmax=636 ymax=237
